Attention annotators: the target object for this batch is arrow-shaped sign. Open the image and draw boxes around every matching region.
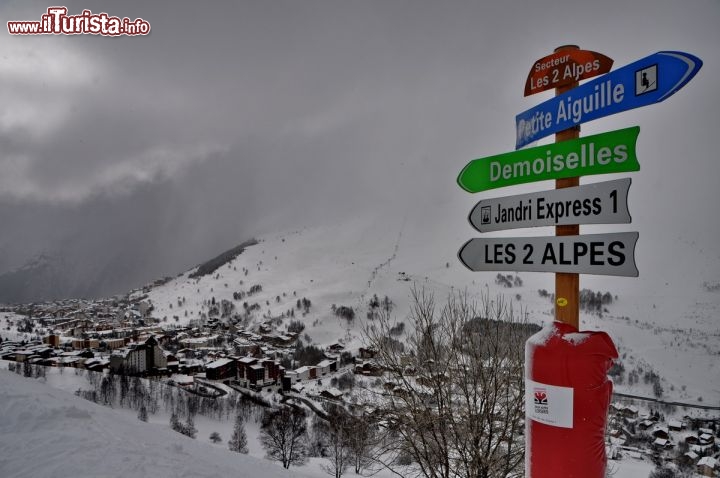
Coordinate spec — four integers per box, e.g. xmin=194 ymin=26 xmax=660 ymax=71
xmin=458 ymin=232 xmax=639 ymax=277
xmin=516 ymin=51 xmax=702 ymax=149
xmin=458 ymin=126 xmax=639 ymax=193
xmin=469 ymin=178 xmax=632 ymax=233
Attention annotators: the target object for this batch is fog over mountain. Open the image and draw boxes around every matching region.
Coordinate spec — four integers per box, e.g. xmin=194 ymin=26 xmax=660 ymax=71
xmin=1 ymin=0 xmax=718 ymax=302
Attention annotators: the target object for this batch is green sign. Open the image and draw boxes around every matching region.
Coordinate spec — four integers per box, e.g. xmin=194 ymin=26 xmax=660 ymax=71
xmin=457 ymin=126 xmax=640 ymax=193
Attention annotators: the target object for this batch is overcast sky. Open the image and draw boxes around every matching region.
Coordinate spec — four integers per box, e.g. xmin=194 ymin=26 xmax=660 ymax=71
xmin=1 ymin=0 xmax=719 ymax=299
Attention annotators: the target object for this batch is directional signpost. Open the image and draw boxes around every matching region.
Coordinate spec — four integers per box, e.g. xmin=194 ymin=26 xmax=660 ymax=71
xmin=455 ymin=44 xmax=702 ymax=478
xmin=468 ymin=178 xmax=632 ymax=232
xmin=516 ymin=51 xmax=703 ymax=149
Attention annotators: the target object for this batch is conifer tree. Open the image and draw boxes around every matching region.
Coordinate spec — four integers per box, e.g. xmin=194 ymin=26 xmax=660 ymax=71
xmin=228 ymin=413 xmax=249 ymax=454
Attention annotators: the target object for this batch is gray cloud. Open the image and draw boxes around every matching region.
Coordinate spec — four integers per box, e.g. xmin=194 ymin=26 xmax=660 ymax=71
xmin=0 ymin=0 xmax=718 ymax=300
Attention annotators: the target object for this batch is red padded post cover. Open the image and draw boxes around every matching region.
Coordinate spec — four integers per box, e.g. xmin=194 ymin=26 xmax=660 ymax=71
xmin=525 ymin=321 xmax=618 ymax=478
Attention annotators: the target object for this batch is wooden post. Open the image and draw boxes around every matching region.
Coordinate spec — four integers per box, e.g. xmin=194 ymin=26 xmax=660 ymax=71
xmin=554 ymin=45 xmax=580 ymax=329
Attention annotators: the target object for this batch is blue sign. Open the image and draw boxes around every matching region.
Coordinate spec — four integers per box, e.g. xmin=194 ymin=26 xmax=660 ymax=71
xmin=515 ymin=51 xmax=702 ymax=149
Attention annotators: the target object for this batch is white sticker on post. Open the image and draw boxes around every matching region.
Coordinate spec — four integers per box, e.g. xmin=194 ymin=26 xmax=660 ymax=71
xmin=526 ymin=379 xmax=574 ymax=428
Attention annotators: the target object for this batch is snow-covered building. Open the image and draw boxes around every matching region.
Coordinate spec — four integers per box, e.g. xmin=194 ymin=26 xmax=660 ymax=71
xmin=290 ymin=365 xmax=312 ymax=382
xmin=652 ymin=437 xmax=670 ymax=449
xmin=651 ymin=425 xmax=669 ymax=440
xmin=109 ymin=336 xmax=167 ymax=375
xmin=611 ymin=403 xmax=639 ymax=418
xmin=83 ymin=357 xmax=110 ymax=372
xmin=698 ymin=432 xmax=715 ymax=445
xmin=100 ymin=338 xmax=126 ymax=350
xmin=235 ymin=357 xmax=283 ymax=389
xmin=354 ymin=360 xmax=383 ymax=376
xmin=179 ymin=334 xmax=220 ymax=349
xmin=667 ymin=419 xmax=683 ymax=431
xmin=319 ymin=388 xmax=343 ymax=401
xmin=697 ymin=456 xmax=718 ymax=477
xmin=316 ymin=359 xmax=337 ymax=376
xmin=679 ymin=451 xmax=699 ymax=466
xmin=205 ymin=357 xmax=236 ymax=381
xmin=72 ymin=338 xmax=100 ymax=350
xmin=232 ymin=338 xmax=261 ymax=357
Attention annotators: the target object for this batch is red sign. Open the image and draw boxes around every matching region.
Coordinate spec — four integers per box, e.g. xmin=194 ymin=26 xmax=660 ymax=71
xmin=524 ymin=49 xmax=613 ymax=96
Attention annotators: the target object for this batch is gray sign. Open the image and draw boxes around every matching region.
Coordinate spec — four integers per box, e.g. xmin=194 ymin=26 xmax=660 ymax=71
xmin=458 ymin=232 xmax=639 ymax=277
xmin=469 ymin=178 xmax=632 ymax=232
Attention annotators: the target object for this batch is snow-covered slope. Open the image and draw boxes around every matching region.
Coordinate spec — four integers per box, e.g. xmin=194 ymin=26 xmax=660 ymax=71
xmin=0 ymin=369 xmax=317 ymax=478
xmin=141 ymin=209 xmax=720 ymax=404
xmin=0 ymin=368 xmax=658 ymax=478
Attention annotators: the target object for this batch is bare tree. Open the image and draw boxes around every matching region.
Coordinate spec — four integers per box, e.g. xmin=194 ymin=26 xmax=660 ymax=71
xmin=363 ymin=287 xmax=531 ymax=478
xmin=259 ymin=407 xmax=309 ymax=469
xmin=347 ymin=413 xmax=378 ymax=475
xmin=321 ymin=405 xmax=352 ymax=478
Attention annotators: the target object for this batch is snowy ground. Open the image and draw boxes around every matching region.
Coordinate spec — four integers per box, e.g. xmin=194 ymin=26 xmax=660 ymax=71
xmin=2 ymin=362 xmax=659 ymax=478
xmin=0 ymin=368 xmax=318 ymax=478
xmin=0 ymin=311 xmax=42 ymax=343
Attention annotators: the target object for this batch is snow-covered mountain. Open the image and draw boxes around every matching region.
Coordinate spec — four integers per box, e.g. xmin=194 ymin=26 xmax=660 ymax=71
xmin=0 ymin=249 xmax=143 ymax=304
xmin=0 ymin=253 xmax=70 ymax=303
xmin=139 ymin=210 xmax=720 ymax=404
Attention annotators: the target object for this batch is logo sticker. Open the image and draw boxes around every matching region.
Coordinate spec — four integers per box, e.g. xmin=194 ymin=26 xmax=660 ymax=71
xmin=526 ymin=379 xmax=574 ymax=428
